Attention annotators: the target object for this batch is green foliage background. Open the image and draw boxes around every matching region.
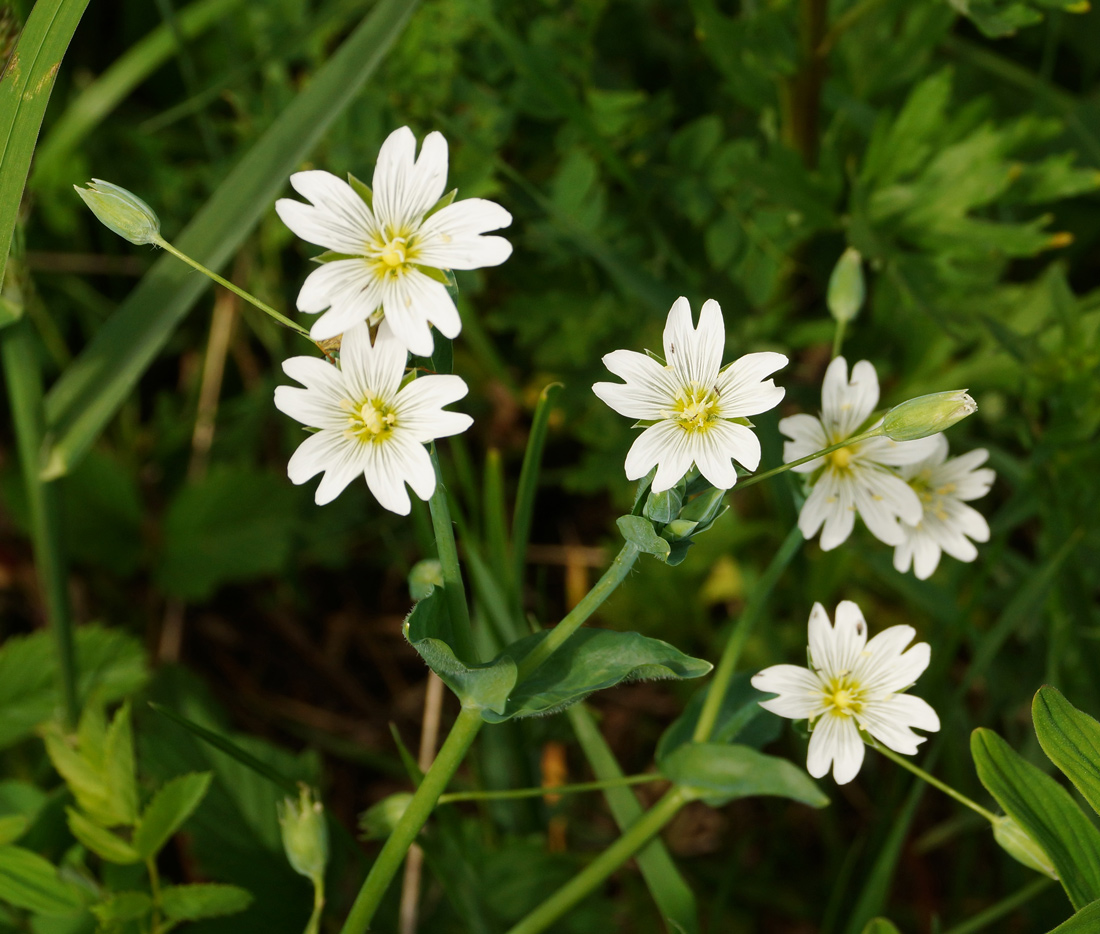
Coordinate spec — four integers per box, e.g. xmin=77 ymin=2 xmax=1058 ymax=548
xmin=2 ymin=0 xmax=1100 ymax=930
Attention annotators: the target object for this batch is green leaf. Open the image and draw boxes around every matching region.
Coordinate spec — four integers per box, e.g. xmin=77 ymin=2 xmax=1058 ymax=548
xmin=154 ymin=466 xmax=298 ymax=600
xmin=0 ymin=816 xmax=27 ymax=846
xmin=160 ymin=883 xmax=253 ymax=923
xmin=616 ymin=515 xmax=671 ymax=561
xmin=660 ymin=743 xmax=829 ymax=808
xmin=103 ymin=703 xmax=139 ymax=825
xmin=41 ymin=0 xmax=422 ymax=476
xmin=860 ymin=920 xmax=902 ymax=934
xmin=482 ymin=628 xmax=712 ymax=723
xmin=90 ymin=891 xmax=152 ymax=924
xmin=0 ymin=845 xmax=84 ymax=916
xmin=132 ymin=773 xmax=213 ymax=860
xmin=971 ymin=728 xmax=1100 ymax=909
xmin=0 ymin=0 xmax=92 ymax=290
xmin=347 ymin=173 xmax=373 ymax=209
xmin=1033 ymin=687 xmax=1100 ymax=818
xmin=1048 ymin=899 xmax=1100 ymax=934
xmin=65 ymin=808 xmax=140 ymax=864
xmin=403 ymin=587 xmax=518 ymax=714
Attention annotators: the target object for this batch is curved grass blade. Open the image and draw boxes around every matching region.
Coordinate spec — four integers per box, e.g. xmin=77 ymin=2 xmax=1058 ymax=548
xmin=0 ymin=0 xmax=92 ymax=290
xmin=1033 ymin=687 xmax=1100 ymax=818
xmin=42 ymin=0 xmax=421 ymax=477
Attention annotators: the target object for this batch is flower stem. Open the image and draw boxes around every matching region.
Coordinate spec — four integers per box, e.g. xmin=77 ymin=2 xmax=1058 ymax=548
xmin=875 ymin=744 xmax=997 ymax=823
xmin=831 ymin=317 xmax=847 ymax=360
xmin=153 ymin=236 xmax=314 ymax=340
xmin=437 ymin=773 xmax=660 ymax=805
xmin=516 ymin=543 xmax=640 ymax=681
xmin=504 ymin=788 xmax=688 ymax=934
xmin=339 ymin=707 xmax=484 ymax=934
xmin=147 ymin=857 xmax=162 ymax=934
xmin=692 ymin=524 xmax=804 ymax=743
xmin=428 ymin=444 xmax=477 ymax=665
xmin=940 ymin=876 xmax=1053 ymax=934
xmin=735 ymin=426 xmax=886 ymax=492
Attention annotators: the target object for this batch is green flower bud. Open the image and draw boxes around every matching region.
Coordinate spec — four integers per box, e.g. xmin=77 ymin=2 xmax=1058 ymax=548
xmin=408 ymin=559 xmax=444 ymax=600
xmin=678 ymin=487 xmax=726 ymax=525
xmin=827 ymin=247 xmax=865 ymax=324
xmin=992 ymin=815 xmax=1058 ymax=879
xmin=359 ymin=792 xmax=414 ymax=841
xmin=883 ymin=390 xmax=977 ymax=442
xmin=661 ymin=518 xmax=699 ymax=542
xmin=278 ymin=786 xmax=329 ymax=883
xmin=74 ymin=179 xmax=161 ymax=245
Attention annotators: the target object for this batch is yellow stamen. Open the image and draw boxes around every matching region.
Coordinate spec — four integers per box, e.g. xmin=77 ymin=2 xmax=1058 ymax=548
xmin=829 ymin=446 xmax=853 ymax=470
xmin=380 ymin=240 xmax=406 ymax=267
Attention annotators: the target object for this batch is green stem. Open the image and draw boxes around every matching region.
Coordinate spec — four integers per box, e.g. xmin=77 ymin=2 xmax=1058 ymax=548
xmin=875 ymin=744 xmax=997 ymax=823
xmin=428 ymin=444 xmax=477 ymax=665
xmin=438 ymin=773 xmax=660 ymax=805
xmin=305 ymin=876 xmax=325 ymax=934
xmin=735 ymin=426 xmax=885 ymax=493
xmin=940 ymin=877 xmax=1054 ymax=934
xmin=831 ymin=317 xmax=847 ymax=360
xmin=340 ymin=707 xmax=483 ymax=934
xmin=153 ymin=236 xmax=312 ymax=339
xmin=147 ymin=857 xmax=162 ymax=934
xmin=1 ymin=319 xmax=79 ymax=729
xmin=504 ymin=788 xmax=688 ymax=934
xmin=693 ymin=524 xmax=804 ymax=743
xmin=516 ymin=543 xmax=640 ymax=681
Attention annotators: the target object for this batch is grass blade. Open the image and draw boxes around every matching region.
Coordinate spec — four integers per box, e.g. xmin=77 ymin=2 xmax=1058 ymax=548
xmin=0 ymin=0 xmax=92 ymax=289
xmin=1033 ymin=687 xmax=1100 ymax=819
xmin=42 ymin=0 xmax=421 ymax=476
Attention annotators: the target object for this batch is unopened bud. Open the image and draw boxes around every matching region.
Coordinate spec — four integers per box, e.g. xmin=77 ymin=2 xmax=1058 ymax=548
xmin=74 ymin=179 xmax=161 ymax=245
xmin=278 ymin=786 xmax=328 ymax=883
xmin=679 ymin=487 xmax=726 ymax=524
xmin=359 ymin=792 xmax=414 ymax=841
xmin=827 ymin=248 xmax=865 ymax=324
xmin=883 ymin=390 xmax=976 ymax=442
xmin=408 ymin=559 xmax=444 ymax=600
xmin=993 ymin=815 xmax=1058 ymax=879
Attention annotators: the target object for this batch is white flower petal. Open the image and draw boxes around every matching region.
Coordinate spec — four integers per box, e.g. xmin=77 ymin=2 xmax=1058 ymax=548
xmin=816 ymin=473 xmax=857 ymax=551
xmin=362 ymin=436 xmax=413 ymax=515
xmin=690 ymin=431 xmax=739 ymax=490
xmin=707 ymin=419 xmax=762 ymax=473
xmin=338 ymin=322 xmax=406 ymax=402
xmin=663 ymin=297 xmax=723 ymax=388
xmin=752 ymin=664 xmax=824 ymax=720
xmin=308 ymin=275 xmax=385 ymax=341
xmin=297 ymin=259 xmax=370 ymax=313
xmin=416 ymin=199 xmax=513 ymax=269
xmin=274 ymin=385 xmax=346 ymax=430
xmin=780 ymin=413 xmax=830 ymax=472
xmin=650 ymin=425 xmax=695 ymax=493
xmin=371 ymin=127 xmax=449 ymax=234
xmin=808 ymin=712 xmax=865 ymax=784
xmin=276 ymin=171 xmax=375 ymax=253
xmin=716 ymin=352 xmax=788 ymax=417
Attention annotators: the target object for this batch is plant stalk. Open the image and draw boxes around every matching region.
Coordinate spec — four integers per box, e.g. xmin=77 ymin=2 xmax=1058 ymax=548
xmin=736 ymin=426 xmax=885 ymax=492
xmin=438 ymin=773 xmax=660 ymax=805
xmin=875 ymin=744 xmax=997 ymax=823
xmin=428 ymin=444 xmax=477 ymax=665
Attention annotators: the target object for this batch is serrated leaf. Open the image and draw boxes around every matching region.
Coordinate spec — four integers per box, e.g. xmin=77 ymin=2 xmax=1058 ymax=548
xmin=660 ymin=743 xmax=829 ymax=808
xmin=482 ymin=628 xmax=712 ymax=723
xmin=132 ymin=772 xmax=212 ymax=860
xmin=404 ymin=587 xmax=518 ymax=713
xmin=65 ymin=808 xmax=140 ymax=864
xmin=972 ymin=728 xmax=1100 ymax=909
xmin=161 ymin=883 xmax=253 ymax=923
xmin=103 ymin=703 xmax=138 ymax=825
xmin=0 ymin=845 xmax=85 ymax=916
xmin=616 ymin=515 xmax=671 ymax=560
xmin=1033 ymin=687 xmax=1100 ymax=819
xmin=91 ymin=891 xmax=152 ymax=923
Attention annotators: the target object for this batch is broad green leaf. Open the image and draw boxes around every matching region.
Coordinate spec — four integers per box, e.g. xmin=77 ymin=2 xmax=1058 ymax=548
xmin=660 ymin=743 xmax=829 ymax=808
xmin=1033 ymin=687 xmax=1100 ymax=818
xmin=132 ymin=773 xmax=213 ymax=860
xmin=616 ymin=515 xmax=671 ymax=561
xmin=90 ymin=891 xmax=152 ymax=924
xmin=0 ymin=815 xmax=27 ymax=846
xmin=65 ymin=808 xmax=140 ymax=864
xmin=861 ymin=921 xmax=901 ymax=934
xmin=972 ymin=728 xmax=1100 ymax=909
xmin=482 ymin=628 xmax=712 ymax=723
xmin=0 ymin=845 xmax=84 ymax=916
xmin=41 ymin=0 xmax=422 ymax=476
xmin=0 ymin=0 xmax=92 ymax=290
xmin=160 ymin=883 xmax=253 ymax=923
xmin=404 ymin=587 xmax=518 ymax=714
xmin=154 ymin=466 xmax=298 ymax=600
xmin=1048 ymin=899 xmax=1100 ymax=934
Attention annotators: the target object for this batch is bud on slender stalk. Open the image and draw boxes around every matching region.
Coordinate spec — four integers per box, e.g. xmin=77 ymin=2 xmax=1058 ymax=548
xmin=883 ymin=390 xmax=977 ymax=442
xmin=992 ymin=815 xmax=1058 ymax=879
xmin=827 ymin=247 xmax=865 ymax=324
xmin=278 ymin=786 xmax=329 ymax=883
xmin=359 ymin=792 xmax=414 ymax=840
xmin=74 ymin=179 xmax=161 ymax=245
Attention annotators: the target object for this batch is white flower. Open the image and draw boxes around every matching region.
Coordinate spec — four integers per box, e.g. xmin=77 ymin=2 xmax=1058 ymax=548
xmin=592 ymin=297 xmax=787 ymax=493
xmin=893 ymin=434 xmax=995 ymax=579
xmin=779 ymin=357 xmax=941 ymax=550
xmin=274 ymin=322 xmax=473 ymax=513
xmin=276 ymin=126 xmax=512 ymax=355
xmin=751 ymin=601 xmax=940 ymax=785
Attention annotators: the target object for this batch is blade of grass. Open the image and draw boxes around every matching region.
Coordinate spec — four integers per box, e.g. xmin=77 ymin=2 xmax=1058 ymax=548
xmin=31 ymin=0 xmax=243 ymax=184
xmin=567 ymin=704 xmax=700 ymax=934
xmin=0 ymin=0 xmax=92 ymax=290
xmin=41 ymin=0 xmax=421 ymax=477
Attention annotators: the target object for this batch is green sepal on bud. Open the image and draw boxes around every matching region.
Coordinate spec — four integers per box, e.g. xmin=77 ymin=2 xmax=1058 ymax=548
xmin=827 ymin=247 xmax=865 ymax=324
xmin=883 ymin=390 xmax=977 ymax=441
xmin=277 ymin=786 xmax=329 ymax=884
xmin=992 ymin=815 xmax=1058 ymax=879
xmin=621 ymin=471 xmax=729 ymax=565
xmin=358 ymin=792 xmax=414 ymax=841
xmin=74 ymin=179 xmax=161 ymax=245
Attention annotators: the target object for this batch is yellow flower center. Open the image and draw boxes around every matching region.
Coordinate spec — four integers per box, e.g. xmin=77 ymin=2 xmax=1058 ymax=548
xmin=828 ymin=446 xmax=853 ymax=470
xmin=670 ymin=382 xmax=720 ymax=433
xmin=343 ymin=395 xmax=397 ymax=443
xmin=911 ymin=470 xmax=954 ymax=521
xmin=823 ymin=675 xmax=863 ymax=716
xmin=380 ymin=239 xmax=406 ymax=267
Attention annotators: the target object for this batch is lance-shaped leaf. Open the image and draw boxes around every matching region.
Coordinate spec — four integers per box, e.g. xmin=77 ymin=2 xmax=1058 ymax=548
xmin=482 ymin=629 xmax=711 ymax=723
xmin=65 ymin=808 xmax=140 ymax=864
xmin=972 ymin=727 xmax=1100 ymax=910
xmin=91 ymin=891 xmax=153 ymax=924
xmin=1048 ymin=899 xmax=1100 ymax=934
xmin=404 ymin=587 xmax=518 ymax=715
xmin=660 ymin=743 xmax=829 ymax=808
xmin=161 ymin=883 xmax=253 ymax=923
xmin=0 ymin=845 xmax=85 ymax=916
xmin=132 ymin=772 xmax=213 ymax=860
xmin=1033 ymin=687 xmax=1100 ymax=819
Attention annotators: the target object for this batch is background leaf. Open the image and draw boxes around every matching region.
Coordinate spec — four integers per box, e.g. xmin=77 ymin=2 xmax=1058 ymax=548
xmin=660 ymin=743 xmax=829 ymax=808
